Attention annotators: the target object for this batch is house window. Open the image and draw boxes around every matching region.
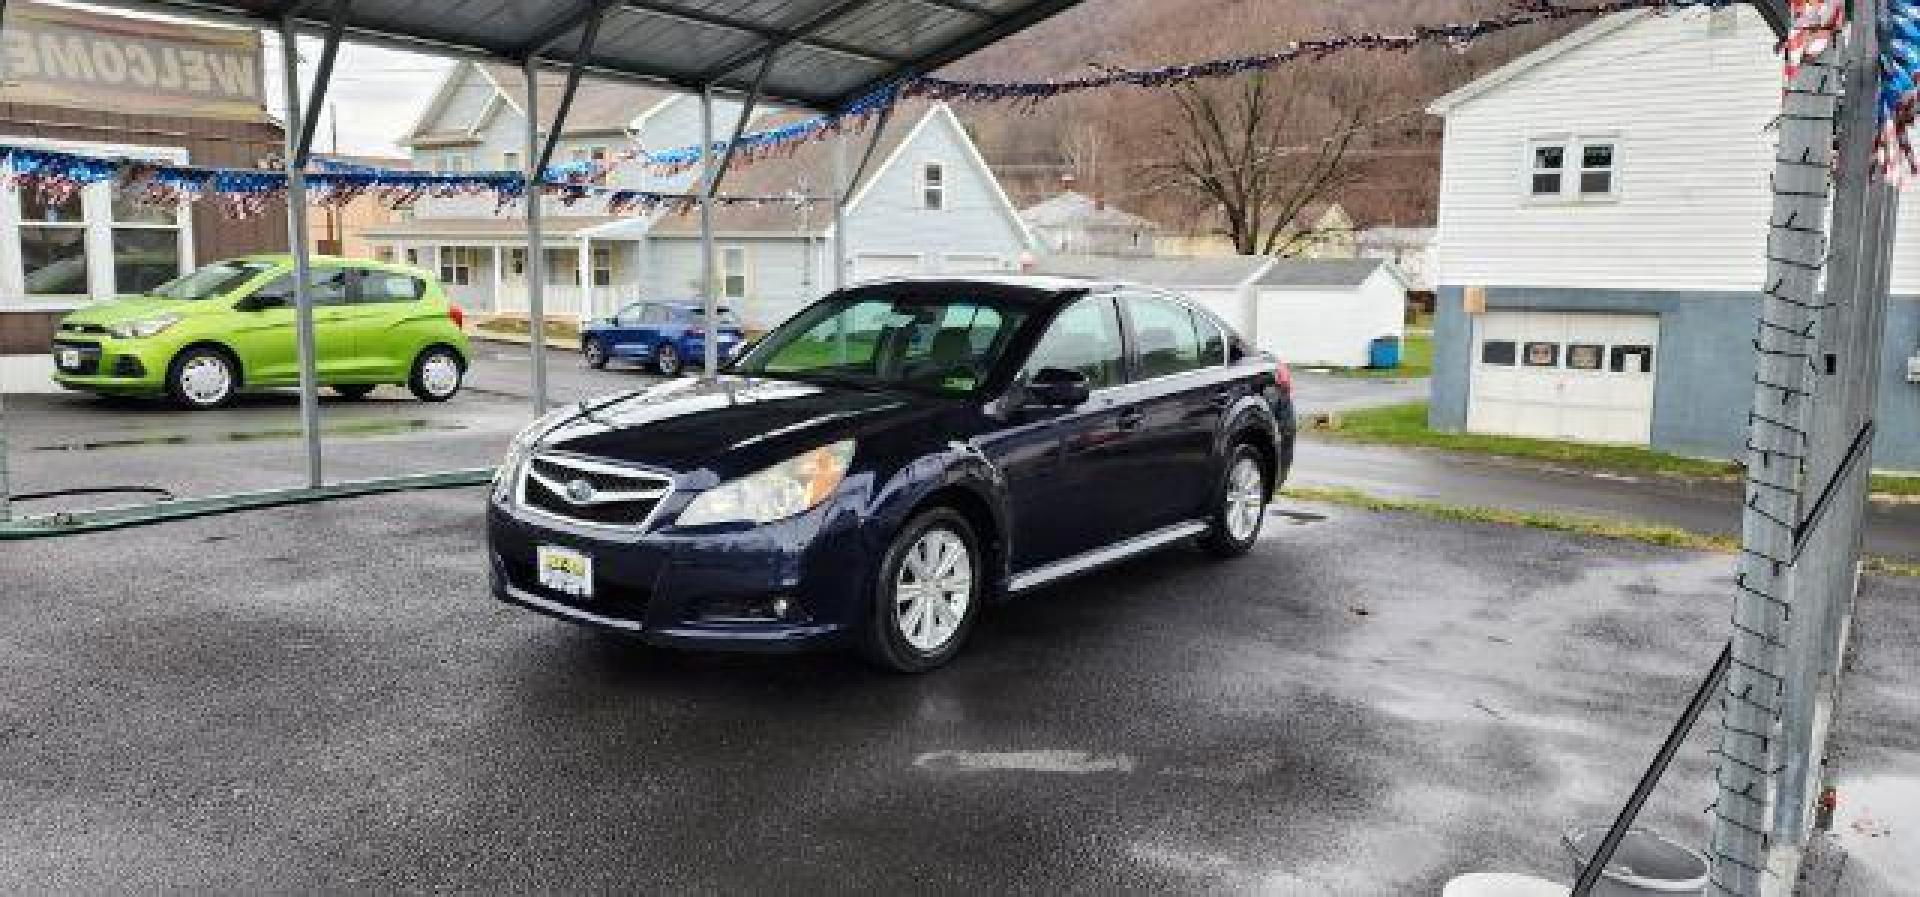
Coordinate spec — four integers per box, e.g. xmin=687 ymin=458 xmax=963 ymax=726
xmin=439 ymin=246 xmax=473 ymax=286
xmin=508 ymin=247 xmax=525 ymax=276
xmin=502 ymin=151 xmax=522 ymax=173
xmin=110 ymin=190 xmax=183 ymax=296
xmin=1580 ymin=143 xmax=1617 ymax=196
xmin=405 ymin=248 xmax=420 ymax=265
xmin=721 ymin=246 xmax=748 ymax=299
xmin=13 ymin=158 xmax=185 ymax=299
xmin=592 ymin=245 xmax=613 ymax=287
xmin=1524 ymin=341 xmax=1561 ymax=368
xmin=1481 ymin=340 xmax=1518 ymax=366
xmin=1567 ymin=344 xmax=1605 ymax=371
xmin=922 ymin=162 xmax=945 ymax=210
xmin=1530 ymin=143 xmax=1565 ymax=196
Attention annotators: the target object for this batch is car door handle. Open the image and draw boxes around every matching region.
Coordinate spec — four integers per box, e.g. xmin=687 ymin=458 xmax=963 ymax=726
xmin=1207 ymin=390 xmax=1232 ymax=410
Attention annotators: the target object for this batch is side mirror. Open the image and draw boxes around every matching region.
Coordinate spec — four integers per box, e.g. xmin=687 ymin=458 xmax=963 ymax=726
xmin=1024 ymin=367 xmax=1091 ymax=408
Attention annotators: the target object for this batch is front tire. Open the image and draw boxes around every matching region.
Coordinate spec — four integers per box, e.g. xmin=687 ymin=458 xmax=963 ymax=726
xmin=583 ymin=338 xmax=610 ymax=369
xmin=859 ymin=508 xmax=983 ymax=673
xmin=408 ymin=347 xmax=463 ymax=402
xmin=1201 ymin=443 xmax=1270 ymax=558
xmin=165 ymin=347 xmax=237 ymax=410
xmin=653 ymin=342 xmax=682 ymax=377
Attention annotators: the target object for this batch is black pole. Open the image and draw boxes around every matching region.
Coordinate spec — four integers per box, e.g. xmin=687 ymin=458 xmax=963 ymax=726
xmin=1572 ymin=642 xmax=1733 ymax=896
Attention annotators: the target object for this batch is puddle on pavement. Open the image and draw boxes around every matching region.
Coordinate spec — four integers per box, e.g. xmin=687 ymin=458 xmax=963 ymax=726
xmin=29 ymin=418 xmax=465 ymax=452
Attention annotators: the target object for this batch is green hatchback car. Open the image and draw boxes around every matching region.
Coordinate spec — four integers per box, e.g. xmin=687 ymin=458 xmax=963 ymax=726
xmin=52 ymin=254 xmax=472 ymax=409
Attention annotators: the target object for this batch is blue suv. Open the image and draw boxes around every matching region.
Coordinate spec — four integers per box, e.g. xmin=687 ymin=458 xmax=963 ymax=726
xmin=581 ymin=300 xmax=747 ymax=376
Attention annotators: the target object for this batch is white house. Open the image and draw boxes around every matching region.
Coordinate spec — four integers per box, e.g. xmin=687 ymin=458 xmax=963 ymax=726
xmin=1021 ymin=190 xmax=1159 ymax=257
xmin=1425 ymin=4 xmax=1920 ymax=467
xmin=366 ymin=63 xmax=1036 ymax=330
xmin=1356 ymin=226 xmax=1437 ymax=293
xmin=1030 ymin=255 xmax=1408 ymax=368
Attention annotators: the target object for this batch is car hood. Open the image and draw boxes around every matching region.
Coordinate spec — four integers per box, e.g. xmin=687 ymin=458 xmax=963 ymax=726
xmin=531 ymin=375 xmax=934 ymax=477
xmin=60 ymin=297 xmax=213 ymax=326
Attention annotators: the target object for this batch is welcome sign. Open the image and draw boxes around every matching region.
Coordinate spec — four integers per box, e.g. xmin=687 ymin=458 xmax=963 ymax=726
xmin=0 ymin=2 xmax=265 ymax=122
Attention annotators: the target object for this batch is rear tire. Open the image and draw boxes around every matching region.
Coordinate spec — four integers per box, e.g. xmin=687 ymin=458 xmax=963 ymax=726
xmin=583 ymin=338 xmax=610 ymax=369
xmin=165 ymin=347 xmax=237 ymax=410
xmin=408 ymin=346 xmax=463 ymax=402
xmin=653 ymin=342 xmax=682 ymax=377
xmin=1201 ymin=442 xmax=1269 ymax=558
xmin=858 ymin=508 xmax=983 ymax=673
xmin=333 ymin=384 xmax=377 ymax=400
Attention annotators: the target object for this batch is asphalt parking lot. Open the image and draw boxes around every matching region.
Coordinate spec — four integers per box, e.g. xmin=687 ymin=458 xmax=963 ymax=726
xmin=6 ymin=486 xmax=1915 ymax=893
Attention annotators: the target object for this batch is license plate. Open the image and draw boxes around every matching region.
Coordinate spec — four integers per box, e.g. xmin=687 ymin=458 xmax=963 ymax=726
xmin=57 ymin=349 xmax=81 ymax=370
xmin=537 ymin=545 xmax=594 ymax=599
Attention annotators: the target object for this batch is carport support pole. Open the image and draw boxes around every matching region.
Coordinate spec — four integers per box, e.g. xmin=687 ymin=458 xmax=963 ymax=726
xmin=523 ymin=58 xmax=550 ymax=413
xmin=0 ymin=0 xmax=11 ymax=519
xmin=699 ymin=86 xmax=718 ymax=379
xmin=280 ymin=17 xmax=324 ymax=489
xmin=1707 ymin=45 xmax=1844 ymax=897
xmin=1773 ymin=0 xmax=1900 ymax=844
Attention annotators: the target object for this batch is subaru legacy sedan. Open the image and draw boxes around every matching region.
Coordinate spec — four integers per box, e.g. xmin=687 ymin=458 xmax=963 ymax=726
xmin=488 ymin=277 xmax=1295 ymax=672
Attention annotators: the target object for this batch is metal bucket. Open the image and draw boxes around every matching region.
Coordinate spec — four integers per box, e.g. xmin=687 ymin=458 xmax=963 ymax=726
xmin=1562 ymin=828 xmax=1709 ymax=894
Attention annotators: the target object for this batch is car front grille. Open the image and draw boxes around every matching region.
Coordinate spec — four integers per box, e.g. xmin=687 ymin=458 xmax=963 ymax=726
xmin=518 ymin=452 xmax=672 ymax=529
xmin=59 ymin=323 xmax=108 ymax=335
xmin=52 ymin=340 xmax=102 ymax=375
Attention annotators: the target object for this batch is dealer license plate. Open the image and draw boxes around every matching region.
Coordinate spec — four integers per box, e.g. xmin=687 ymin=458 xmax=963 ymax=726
xmin=57 ymin=349 xmax=81 ymax=371
xmin=537 ymin=545 xmax=594 ymax=599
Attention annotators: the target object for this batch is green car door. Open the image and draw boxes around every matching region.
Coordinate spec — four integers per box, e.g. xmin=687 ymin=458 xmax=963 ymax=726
xmin=340 ymin=267 xmax=434 ymax=381
xmin=225 ymin=265 xmax=356 ymax=385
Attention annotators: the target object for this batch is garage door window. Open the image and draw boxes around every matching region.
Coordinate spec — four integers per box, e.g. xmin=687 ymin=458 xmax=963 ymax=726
xmin=1524 ymin=342 xmax=1560 ymax=367
xmin=1481 ymin=340 xmax=1518 ymax=366
xmin=1611 ymin=345 xmax=1655 ymax=374
xmin=1567 ymin=344 xmax=1604 ymax=371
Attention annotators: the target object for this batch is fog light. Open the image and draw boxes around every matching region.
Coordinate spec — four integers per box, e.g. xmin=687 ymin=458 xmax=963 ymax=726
xmin=770 ymin=598 xmax=791 ymax=618
xmin=697 ymin=595 xmax=806 ymax=623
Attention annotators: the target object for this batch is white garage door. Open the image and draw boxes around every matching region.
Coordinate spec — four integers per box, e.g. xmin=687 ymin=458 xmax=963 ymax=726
xmin=1468 ymin=311 xmax=1659 ymax=444
xmin=852 ymin=253 xmax=923 ymax=283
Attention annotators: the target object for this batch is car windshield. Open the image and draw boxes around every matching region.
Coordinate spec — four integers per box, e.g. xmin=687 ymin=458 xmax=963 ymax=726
xmin=148 ymin=261 xmax=276 ymax=301
xmin=732 ymin=290 xmax=1031 ymax=396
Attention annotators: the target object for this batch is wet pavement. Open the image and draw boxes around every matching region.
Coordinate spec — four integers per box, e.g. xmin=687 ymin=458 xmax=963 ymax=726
xmin=5 ymin=489 xmax=1917 ymax=892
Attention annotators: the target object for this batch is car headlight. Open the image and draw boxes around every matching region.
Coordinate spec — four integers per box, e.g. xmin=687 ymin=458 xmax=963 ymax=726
xmin=492 ymin=420 xmax=546 ymax=502
xmin=676 ymin=440 xmax=855 ymax=528
xmin=107 ymin=314 xmax=181 ymax=340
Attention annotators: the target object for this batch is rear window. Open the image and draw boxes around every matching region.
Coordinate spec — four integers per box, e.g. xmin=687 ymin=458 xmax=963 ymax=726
xmin=357 ymin=271 xmax=426 ymax=303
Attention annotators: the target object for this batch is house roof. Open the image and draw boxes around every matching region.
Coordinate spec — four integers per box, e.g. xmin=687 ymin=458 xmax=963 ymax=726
xmin=363 ymin=216 xmax=626 ymax=241
xmin=1257 ymin=258 xmax=1407 ymax=290
xmin=1020 ymin=192 xmax=1160 ymax=231
xmin=1426 ymin=11 xmax=1651 ymax=115
xmin=1028 ymin=255 xmax=1276 ymax=288
xmin=477 ymin=63 xmax=675 ymax=136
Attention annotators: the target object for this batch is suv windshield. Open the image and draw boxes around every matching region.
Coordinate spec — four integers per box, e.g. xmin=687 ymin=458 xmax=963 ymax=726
xmin=148 ymin=261 xmax=276 ymax=301
xmin=733 ymin=290 xmax=1031 ymax=396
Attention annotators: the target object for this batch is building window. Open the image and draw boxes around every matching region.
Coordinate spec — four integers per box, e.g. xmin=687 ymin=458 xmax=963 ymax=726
xmin=405 ymin=248 xmax=420 ymax=265
xmin=1481 ymin=340 xmax=1517 ymax=366
xmin=502 ymin=151 xmax=522 ymax=173
xmin=1524 ymin=341 xmax=1562 ymax=367
xmin=546 ymin=248 xmax=578 ymax=286
xmin=1611 ymin=345 xmax=1655 ymax=374
xmin=437 ymin=152 xmax=469 ymax=173
xmin=19 ymin=188 xmax=90 ymax=296
xmin=440 ymin=246 xmax=473 ymax=286
xmin=592 ymin=245 xmax=613 ymax=287
xmin=1579 ymin=142 xmax=1617 ymax=196
xmin=922 ymin=162 xmax=945 ymax=210
xmin=1567 ymin=344 xmax=1605 ymax=371
xmin=721 ymin=246 xmax=747 ymax=299
xmin=1530 ymin=143 xmax=1564 ymax=196
xmin=111 ymin=192 xmax=183 ymax=296
xmin=508 ymin=247 xmax=526 ymax=276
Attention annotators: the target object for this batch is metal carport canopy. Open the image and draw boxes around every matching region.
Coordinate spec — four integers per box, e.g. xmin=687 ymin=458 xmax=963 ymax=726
xmin=110 ymin=0 xmax=1089 ymax=111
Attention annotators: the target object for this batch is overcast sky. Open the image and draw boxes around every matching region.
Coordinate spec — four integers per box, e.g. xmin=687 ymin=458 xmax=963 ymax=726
xmin=259 ymin=34 xmax=451 ymax=159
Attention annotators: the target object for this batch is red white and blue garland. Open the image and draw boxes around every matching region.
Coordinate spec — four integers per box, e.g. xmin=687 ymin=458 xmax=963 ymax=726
xmin=10 ymin=0 xmax=1920 ymax=218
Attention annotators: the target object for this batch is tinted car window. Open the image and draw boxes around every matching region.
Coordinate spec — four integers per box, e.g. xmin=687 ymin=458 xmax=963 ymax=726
xmin=251 ymin=267 xmax=350 ymax=307
xmin=356 ymin=271 xmax=424 ymax=303
xmin=615 ymin=304 xmax=645 ymax=327
xmin=1126 ymin=294 xmax=1206 ymax=379
xmin=1024 ymin=298 xmax=1125 ymax=389
xmin=642 ymin=305 xmax=671 ymax=326
xmin=735 ymin=290 xmax=1029 ymax=396
xmin=1193 ymin=309 xmax=1227 ymax=365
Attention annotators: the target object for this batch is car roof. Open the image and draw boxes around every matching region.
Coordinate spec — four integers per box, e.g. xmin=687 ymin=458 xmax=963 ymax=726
xmin=230 ymin=253 xmax=436 ymax=279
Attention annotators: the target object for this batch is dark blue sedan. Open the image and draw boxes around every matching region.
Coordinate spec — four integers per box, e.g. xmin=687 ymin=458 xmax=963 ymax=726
xmin=492 ymin=277 xmax=1296 ymax=672
xmin=580 ymin=300 xmax=747 ymax=376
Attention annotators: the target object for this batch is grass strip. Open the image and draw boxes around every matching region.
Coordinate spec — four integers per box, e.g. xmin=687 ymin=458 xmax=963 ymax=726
xmin=1282 ymin=485 xmax=1919 ymax=578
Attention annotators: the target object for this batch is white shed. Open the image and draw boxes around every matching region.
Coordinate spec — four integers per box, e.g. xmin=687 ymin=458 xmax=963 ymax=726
xmin=1026 ymin=255 xmax=1274 ymax=340
xmin=1255 ymin=259 xmax=1410 ymax=368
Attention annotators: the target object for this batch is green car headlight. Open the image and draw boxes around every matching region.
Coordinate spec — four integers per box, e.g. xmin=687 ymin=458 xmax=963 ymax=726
xmin=107 ymin=315 xmax=181 ymax=340
xmin=677 ymin=440 xmax=855 ymax=528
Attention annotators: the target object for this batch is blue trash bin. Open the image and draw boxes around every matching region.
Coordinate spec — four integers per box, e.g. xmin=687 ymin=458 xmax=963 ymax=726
xmin=1369 ymin=335 xmax=1402 ymax=369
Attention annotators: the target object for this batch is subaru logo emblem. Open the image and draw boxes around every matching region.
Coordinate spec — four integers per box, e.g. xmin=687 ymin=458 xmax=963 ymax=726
xmin=565 ymin=479 xmax=597 ymax=504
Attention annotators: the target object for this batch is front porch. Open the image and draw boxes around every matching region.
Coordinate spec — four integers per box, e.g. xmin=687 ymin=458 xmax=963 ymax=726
xmin=363 ymin=216 xmax=647 ymax=322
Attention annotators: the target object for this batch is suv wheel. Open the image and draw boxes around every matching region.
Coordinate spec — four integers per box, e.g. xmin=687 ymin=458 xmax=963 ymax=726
xmin=583 ymin=338 xmax=610 ymax=369
xmin=859 ymin=508 xmax=983 ymax=673
xmin=1201 ymin=443 xmax=1269 ymax=558
xmin=166 ymin=347 xmax=237 ymax=409
xmin=653 ymin=342 xmax=682 ymax=377
xmin=408 ymin=347 xmax=463 ymax=402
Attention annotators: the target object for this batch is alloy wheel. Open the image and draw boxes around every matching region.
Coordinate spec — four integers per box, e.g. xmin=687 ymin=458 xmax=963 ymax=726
xmin=1224 ymin=455 xmax=1266 ymax=542
xmin=657 ymin=343 xmax=681 ymax=376
xmin=893 ymin=528 xmax=973 ymax=655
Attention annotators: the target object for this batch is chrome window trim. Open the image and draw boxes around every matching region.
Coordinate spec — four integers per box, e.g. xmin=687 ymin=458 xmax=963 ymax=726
xmin=515 ymin=451 xmax=676 ymax=532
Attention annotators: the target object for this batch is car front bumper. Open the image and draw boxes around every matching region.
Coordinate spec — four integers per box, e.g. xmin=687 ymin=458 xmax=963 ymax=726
xmin=487 ymin=496 xmax=870 ymax=653
xmin=50 ymin=336 xmax=167 ymax=392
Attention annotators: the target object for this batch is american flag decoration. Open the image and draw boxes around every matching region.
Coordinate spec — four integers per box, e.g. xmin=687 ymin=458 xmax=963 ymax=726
xmin=1782 ymin=0 xmax=1847 ymax=77
xmin=1878 ymin=0 xmax=1920 ymax=180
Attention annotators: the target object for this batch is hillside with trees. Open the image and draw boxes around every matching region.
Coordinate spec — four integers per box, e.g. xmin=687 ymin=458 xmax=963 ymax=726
xmin=942 ymin=0 xmax=1585 ymax=245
